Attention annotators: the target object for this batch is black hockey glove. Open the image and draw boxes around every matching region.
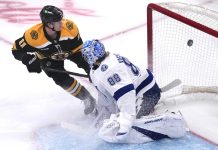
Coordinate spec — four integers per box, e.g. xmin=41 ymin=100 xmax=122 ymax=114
xmin=21 ymin=54 xmax=41 ymax=73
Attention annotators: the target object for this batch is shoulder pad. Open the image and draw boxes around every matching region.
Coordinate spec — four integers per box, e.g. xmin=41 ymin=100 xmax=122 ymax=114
xmin=24 ymin=23 xmax=48 ymax=48
xmin=62 ymin=19 xmax=79 ymax=37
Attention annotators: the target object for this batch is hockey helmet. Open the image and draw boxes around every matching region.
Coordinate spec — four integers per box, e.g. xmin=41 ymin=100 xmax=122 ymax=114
xmin=81 ymin=39 xmax=106 ymax=67
xmin=40 ymin=5 xmax=63 ymax=24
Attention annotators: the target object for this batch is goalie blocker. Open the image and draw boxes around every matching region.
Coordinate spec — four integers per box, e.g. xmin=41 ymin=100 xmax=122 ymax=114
xmin=98 ymin=111 xmax=188 ymax=143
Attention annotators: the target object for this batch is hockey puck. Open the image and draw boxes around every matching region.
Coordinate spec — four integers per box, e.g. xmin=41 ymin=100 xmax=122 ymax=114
xmin=187 ymin=39 xmax=193 ymax=47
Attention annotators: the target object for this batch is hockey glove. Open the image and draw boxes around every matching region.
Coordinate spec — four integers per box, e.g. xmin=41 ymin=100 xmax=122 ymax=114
xmin=21 ymin=54 xmax=41 ymax=73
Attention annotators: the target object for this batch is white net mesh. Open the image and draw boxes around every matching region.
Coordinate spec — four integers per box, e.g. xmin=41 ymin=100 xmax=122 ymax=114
xmin=148 ymin=2 xmax=218 ymax=95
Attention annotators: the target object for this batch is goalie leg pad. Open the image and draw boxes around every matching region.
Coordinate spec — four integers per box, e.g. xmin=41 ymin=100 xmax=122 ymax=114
xmin=136 ymin=89 xmax=160 ymax=118
xmin=134 ymin=112 xmax=188 ymax=139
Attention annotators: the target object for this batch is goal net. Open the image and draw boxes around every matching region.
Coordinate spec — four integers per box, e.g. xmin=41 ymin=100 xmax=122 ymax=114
xmin=147 ymin=2 xmax=218 ymax=95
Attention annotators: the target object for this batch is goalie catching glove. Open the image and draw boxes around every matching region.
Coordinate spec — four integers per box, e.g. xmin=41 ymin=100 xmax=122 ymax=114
xmin=98 ymin=112 xmax=134 ymax=143
xmin=21 ymin=54 xmax=41 ymax=73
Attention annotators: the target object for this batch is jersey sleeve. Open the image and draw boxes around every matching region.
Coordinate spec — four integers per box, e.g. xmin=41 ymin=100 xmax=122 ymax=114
xmin=12 ymin=36 xmax=30 ymax=61
xmin=12 ymin=24 xmax=40 ymax=61
xmin=62 ymin=19 xmax=83 ymax=53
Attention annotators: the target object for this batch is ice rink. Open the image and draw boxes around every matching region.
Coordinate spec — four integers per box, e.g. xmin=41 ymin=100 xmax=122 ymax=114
xmin=0 ymin=0 xmax=218 ymax=149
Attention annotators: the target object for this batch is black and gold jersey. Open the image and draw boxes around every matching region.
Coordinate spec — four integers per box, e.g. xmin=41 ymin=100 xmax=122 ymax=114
xmin=12 ymin=19 xmax=83 ymax=60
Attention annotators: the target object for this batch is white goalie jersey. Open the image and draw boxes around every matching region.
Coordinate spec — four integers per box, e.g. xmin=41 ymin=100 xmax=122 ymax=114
xmin=90 ymin=53 xmax=156 ymax=117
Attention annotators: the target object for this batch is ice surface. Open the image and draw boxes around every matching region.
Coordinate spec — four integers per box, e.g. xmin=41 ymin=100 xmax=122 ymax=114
xmin=34 ymin=125 xmax=218 ymax=150
xmin=0 ymin=0 xmax=218 ymax=149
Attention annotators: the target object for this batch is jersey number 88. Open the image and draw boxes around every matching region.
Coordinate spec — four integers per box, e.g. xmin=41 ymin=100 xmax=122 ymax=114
xmin=107 ymin=73 xmax=121 ymax=86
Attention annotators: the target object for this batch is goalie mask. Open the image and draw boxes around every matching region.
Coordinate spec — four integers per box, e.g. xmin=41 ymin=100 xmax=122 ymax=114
xmin=82 ymin=39 xmax=106 ymax=68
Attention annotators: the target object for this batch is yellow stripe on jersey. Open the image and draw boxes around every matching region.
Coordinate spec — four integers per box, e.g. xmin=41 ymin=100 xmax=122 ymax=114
xmin=72 ymin=44 xmax=82 ymax=53
xmin=35 ymin=51 xmax=46 ymax=59
xmin=66 ymin=79 xmax=82 ymax=96
xmin=12 ymin=43 xmax=17 ymax=51
xmin=72 ymin=85 xmax=82 ymax=96
xmin=66 ymin=79 xmax=78 ymax=92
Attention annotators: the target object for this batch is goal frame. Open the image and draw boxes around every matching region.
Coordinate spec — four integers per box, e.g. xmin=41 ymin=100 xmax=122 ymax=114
xmin=147 ymin=3 xmax=218 ymax=72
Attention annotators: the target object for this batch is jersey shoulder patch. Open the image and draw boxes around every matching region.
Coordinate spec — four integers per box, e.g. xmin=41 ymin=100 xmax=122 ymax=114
xmin=101 ymin=64 xmax=108 ymax=72
xmin=24 ymin=23 xmax=48 ymax=48
xmin=62 ymin=19 xmax=79 ymax=37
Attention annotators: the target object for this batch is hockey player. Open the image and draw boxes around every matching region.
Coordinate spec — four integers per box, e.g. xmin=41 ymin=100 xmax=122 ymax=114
xmin=81 ymin=39 xmax=188 ymax=143
xmin=11 ymin=5 xmax=96 ymax=115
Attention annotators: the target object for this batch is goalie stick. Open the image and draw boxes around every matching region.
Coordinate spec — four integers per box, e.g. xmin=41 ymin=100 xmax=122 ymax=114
xmin=160 ymin=79 xmax=218 ymax=97
xmin=160 ymin=79 xmax=182 ymax=92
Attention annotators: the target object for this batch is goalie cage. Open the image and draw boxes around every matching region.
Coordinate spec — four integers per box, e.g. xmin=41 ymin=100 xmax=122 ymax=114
xmin=147 ymin=2 xmax=218 ymax=96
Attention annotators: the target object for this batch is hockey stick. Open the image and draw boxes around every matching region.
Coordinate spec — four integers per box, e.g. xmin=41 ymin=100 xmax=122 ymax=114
xmin=42 ymin=65 xmax=181 ymax=92
xmin=160 ymin=79 xmax=182 ymax=92
xmin=42 ymin=66 xmax=89 ymax=78
xmin=42 ymin=66 xmax=181 ymax=91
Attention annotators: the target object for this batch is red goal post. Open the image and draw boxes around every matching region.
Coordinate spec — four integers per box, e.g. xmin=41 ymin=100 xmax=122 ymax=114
xmin=147 ymin=2 xmax=218 ymax=94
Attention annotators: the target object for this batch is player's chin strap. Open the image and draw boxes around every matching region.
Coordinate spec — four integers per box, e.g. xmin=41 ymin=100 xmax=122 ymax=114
xmin=41 ymin=66 xmax=89 ymax=78
xmin=44 ymin=23 xmax=58 ymax=32
xmin=50 ymin=27 xmax=57 ymax=32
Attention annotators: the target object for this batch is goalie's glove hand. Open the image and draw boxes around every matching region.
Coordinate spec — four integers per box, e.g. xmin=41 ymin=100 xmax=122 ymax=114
xmin=98 ymin=112 xmax=134 ymax=143
xmin=21 ymin=54 xmax=41 ymax=73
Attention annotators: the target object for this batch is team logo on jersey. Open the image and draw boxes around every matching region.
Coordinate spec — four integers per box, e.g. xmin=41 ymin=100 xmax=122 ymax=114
xmin=30 ymin=30 xmax=38 ymax=40
xmin=50 ymin=51 xmax=70 ymax=60
xmin=101 ymin=64 xmax=108 ymax=72
xmin=66 ymin=22 xmax=73 ymax=30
